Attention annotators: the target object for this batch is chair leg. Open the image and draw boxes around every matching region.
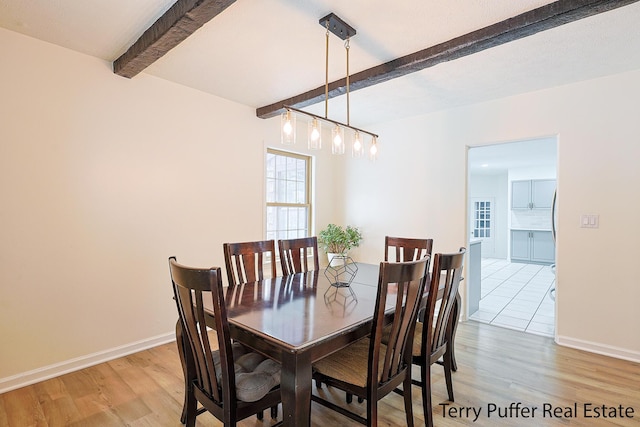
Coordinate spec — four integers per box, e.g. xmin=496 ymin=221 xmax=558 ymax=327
xmin=444 ymin=350 xmax=455 ymax=402
xmin=184 ymin=383 xmax=198 ymax=427
xmin=271 ymin=405 xmax=278 ymax=419
xmin=421 ymin=363 xmax=433 ymax=427
xmin=448 ymin=293 xmax=461 ymax=372
xmin=257 ymin=411 xmax=264 ymax=420
xmin=403 ymin=374 xmax=415 ymax=427
xmin=447 ymin=339 xmax=457 ymax=372
xmin=175 ymin=320 xmax=192 ymax=425
xmin=366 ymin=396 xmax=377 ymax=427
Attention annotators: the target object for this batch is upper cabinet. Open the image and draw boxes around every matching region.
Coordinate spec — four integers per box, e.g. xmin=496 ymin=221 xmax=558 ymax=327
xmin=511 ymin=179 xmax=556 ymax=209
xmin=511 ymin=180 xmax=532 ymax=209
xmin=531 ymin=179 xmax=556 ymax=209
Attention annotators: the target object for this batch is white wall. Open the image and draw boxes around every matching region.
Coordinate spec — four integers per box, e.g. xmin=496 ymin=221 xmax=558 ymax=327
xmin=0 ymin=28 xmax=341 ymax=388
xmin=345 ymin=69 xmax=640 ymax=362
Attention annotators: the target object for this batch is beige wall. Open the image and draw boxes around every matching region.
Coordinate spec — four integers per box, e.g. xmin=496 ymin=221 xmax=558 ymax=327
xmin=345 ymin=69 xmax=640 ymax=361
xmin=0 ymin=28 xmax=342 ymax=387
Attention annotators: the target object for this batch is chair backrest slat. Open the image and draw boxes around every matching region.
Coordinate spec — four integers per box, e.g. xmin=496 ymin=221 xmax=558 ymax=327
xmin=384 ymin=236 xmax=433 ymax=262
xmin=278 ymin=237 xmax=320 ymax=275
xmin=223 ymin=240 xmax=277 ymax=285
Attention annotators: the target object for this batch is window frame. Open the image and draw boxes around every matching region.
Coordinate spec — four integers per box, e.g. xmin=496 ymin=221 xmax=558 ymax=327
xmin=472 ymin=199 xmax=492 ymax=239
xmin=265 ymin=148 xmax=312 ymax=241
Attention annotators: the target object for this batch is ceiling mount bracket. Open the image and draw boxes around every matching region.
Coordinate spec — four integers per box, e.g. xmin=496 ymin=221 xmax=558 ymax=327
xmin=319 ymin=13 xmax=356 ymax=40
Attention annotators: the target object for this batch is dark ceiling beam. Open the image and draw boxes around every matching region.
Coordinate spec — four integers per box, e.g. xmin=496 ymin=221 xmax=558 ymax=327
xmin=113 ymin=0 xmax=236 ymax=78
xmin=257 ymin=0 xmax=639 ymax=119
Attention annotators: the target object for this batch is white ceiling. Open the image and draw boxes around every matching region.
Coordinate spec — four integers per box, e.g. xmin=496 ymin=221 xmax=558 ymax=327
xmin=2 ymin=0 xmax=640 ymax=128
xmin=468 ymin=137 xmax=557 ymax=174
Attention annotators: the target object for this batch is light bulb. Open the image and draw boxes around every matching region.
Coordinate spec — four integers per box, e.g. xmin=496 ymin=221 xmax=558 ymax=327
xmin=280 ymin=110 xmax=296 ymax=145
xmin=331 ymin=125 xmax=345 ymax=155
xmin=352 ymin=131 xmax=363 ymax=157
xmin=308 ymin=119 xmax=321 ymax=150
xmin=283 ymin=121 xmax=293 ymax=135
xmin=369 ymin=136 xmax=378 ymax=161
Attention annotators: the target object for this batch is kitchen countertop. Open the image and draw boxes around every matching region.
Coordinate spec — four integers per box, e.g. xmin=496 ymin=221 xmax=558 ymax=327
xmin=510 ymin=227 xmax=552 ymax=231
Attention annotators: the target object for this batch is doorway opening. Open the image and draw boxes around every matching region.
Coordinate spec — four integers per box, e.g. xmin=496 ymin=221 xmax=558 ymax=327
xmin=467 ymin=137 xmax=557 ymax=337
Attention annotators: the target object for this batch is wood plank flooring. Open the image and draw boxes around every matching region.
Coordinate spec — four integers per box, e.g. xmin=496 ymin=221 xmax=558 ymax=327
xmin=1 ymin=322 xmax=639 ymax=426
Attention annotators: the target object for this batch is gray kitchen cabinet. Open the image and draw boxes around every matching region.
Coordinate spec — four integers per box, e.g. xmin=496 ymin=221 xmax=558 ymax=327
xmin=468 ymin=240 xmax=482 ymax=316
xmin=511 ymin=181 xmax=531 ymax=209
xmin=511 ymin=179 xmax=556 ymax=209
xmin=511 ymin=230 xmax=555 ymax=264
xmin=511 ymin=230 xmax=531 ymax=260
xmin=531 ymin=231 xmax=555 ymax=263
xmin=531 ymin=180 xmax=556 ymax=209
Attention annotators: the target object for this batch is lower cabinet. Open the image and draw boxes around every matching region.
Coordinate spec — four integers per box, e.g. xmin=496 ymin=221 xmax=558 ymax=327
xmin=468 ymin=240 xmax=482 ymax=316
xmin=510 ymin=230 xmax=555 ymax=264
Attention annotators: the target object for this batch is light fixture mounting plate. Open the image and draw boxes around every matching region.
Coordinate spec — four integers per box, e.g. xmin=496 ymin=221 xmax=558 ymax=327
xmin=319 ymin=13 xmax=356 ymax=40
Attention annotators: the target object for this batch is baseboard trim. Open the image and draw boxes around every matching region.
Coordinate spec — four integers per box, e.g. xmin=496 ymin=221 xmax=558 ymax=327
xmin=556 ymin=335 xmax=640 ymax=363
xmin=0 ymin=332 xmax=175 ymax=394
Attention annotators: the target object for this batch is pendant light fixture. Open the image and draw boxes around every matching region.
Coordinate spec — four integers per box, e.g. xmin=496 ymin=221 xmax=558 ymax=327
xmin=280 ymin=110 xmax=296 ymax=145
xmin=280 ymin=13 xmax=379 ymax=159
xmin=308 ymin=118 xmax=322 ymax=150
xmin=352 ymin=130 xmax=364 ymax=157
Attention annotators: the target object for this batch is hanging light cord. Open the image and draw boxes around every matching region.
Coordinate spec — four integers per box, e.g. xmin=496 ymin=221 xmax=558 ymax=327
xmin=345 ymin=37 xmax=350 ymax=126
xmin=324 ymin=21 xmax=329 ymax=119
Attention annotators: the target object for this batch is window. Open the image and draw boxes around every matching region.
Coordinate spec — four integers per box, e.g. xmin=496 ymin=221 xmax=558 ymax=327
xmin=266 ymin=149 xmax=311 ymax=241
xmin=473 ymin=200 xmax=491 ymax=238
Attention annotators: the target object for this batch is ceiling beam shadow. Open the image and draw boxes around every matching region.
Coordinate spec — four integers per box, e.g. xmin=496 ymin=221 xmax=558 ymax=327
xmin=113 ymin=0 xmax=236 ymax=78
xmin=256 ymin=0 xmax=639 ymax=119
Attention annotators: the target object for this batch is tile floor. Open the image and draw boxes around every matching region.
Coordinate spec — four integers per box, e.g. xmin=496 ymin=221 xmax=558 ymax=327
xmin=469 ymin=258 xmax=556 ymax=337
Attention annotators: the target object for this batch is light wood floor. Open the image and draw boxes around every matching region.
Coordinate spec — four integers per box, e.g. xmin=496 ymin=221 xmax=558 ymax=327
xmin=1 ymin=321 xmax=639 ymax=426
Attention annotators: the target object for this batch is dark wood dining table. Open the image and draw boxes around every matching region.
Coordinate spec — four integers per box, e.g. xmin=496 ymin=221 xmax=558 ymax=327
xmin=207 ymin=264 xmax=386 ymax=426
xmin=196 ymin=263 xmax=459 ymax=427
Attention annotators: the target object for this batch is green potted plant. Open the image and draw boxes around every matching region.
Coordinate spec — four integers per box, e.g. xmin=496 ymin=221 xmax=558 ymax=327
xmin=318 ymin=224 xmax=363 ymax=266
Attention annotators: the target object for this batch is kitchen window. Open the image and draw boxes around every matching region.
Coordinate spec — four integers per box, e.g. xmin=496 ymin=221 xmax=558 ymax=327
xmin=473 ymin=200 xmax=491 ymax=238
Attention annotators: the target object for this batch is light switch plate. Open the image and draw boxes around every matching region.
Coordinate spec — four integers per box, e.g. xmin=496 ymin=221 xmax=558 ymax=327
xmin=580 ymin=214 xmax=599 ymax=228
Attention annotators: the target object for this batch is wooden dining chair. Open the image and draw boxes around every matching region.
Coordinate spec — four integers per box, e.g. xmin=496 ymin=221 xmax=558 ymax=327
xmin=311 ymin=258 xmax=429 ymax=427
xmin=384 ymin=235 xmax=433 ymax=262
xmin=222 ymin=239 xmax=279 ymax=420
xmin=278 ymin=236 xmax=320 ymax=275
xmin=278 ymin=236 xmax=320 ymax=393
xmin=339 ymin=235 xmax=434 ymax=406
xmin=168 ymin=257 xmax=282 ymax=427
xmin=333 ymin=236 xmax=432 ymax=409
xmin=384 ymin=235 xmax=463 ymax=372
xmin=223 ymin=240 xmax=277 ymax=285
xmin=406 ymin=248 xmax=466 ymax=427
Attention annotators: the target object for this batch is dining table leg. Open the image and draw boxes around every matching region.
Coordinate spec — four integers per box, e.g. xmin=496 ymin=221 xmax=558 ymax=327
xmin=280 ymin=351 xmax=312 ymax=427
